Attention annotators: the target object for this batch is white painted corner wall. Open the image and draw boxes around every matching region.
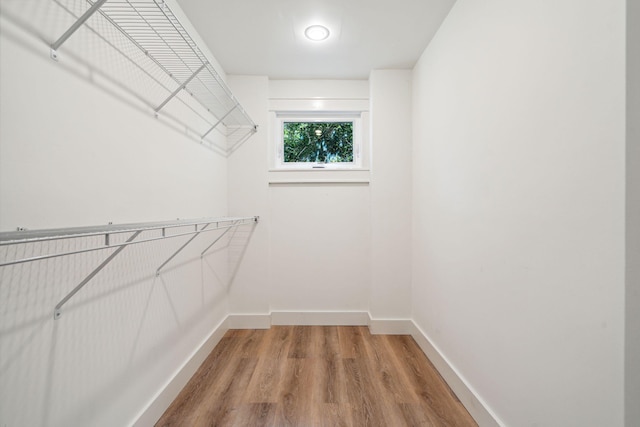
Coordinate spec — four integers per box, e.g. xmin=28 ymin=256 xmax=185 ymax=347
xmin=369 ymin=70 xmax=413 ymax=320
xmin=411 ymin=1 xmax=626 ymax=426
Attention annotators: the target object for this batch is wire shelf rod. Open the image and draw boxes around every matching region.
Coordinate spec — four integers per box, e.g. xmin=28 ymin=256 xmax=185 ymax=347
xmin=0 ymin=217 xmax=258 ymax=246
xmin=0 ymin=223 xmax=251 ymax=268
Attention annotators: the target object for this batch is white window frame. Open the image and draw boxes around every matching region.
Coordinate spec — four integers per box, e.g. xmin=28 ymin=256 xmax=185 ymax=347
xmin=274 ymin=112 xmax=363 ymax=170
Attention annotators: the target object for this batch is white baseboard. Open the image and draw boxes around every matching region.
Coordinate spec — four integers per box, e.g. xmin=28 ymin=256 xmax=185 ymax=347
xmin=132 ymin=317 xmax=229 ymax=427
xmin=368 ymin=318 xmax=413 ymax=335
xmin=227 ymin=313 xmax=271 ymax=329
xmin=271 ymin=311 xmax=369 ymax=326
xmin=409 ymin=321 xmax=503 ymax=427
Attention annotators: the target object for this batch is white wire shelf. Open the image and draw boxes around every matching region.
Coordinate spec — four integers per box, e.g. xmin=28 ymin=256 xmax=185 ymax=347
xmin=0 ymin=0 xmax=257 ymax=152
xmin=0 ymin=216 xmax=259 ymax=319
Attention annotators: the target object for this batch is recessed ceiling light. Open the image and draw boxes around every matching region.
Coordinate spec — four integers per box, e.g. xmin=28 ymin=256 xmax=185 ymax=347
xmin=305 ymin=25 xmax=330 ymax=41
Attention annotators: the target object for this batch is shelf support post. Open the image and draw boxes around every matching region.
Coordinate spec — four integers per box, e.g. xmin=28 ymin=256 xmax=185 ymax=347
xmin=54 ymin=230 xmax=142 ymax=319
xmin=50 ymin=0 xmax=108 ymax=61
xmin=201 ymin=105 xmax=238 ymax=140
xmin=154 ymin=62 xmax=208 ymax=113
xmin=156 ymin=223 xmax=210 ymax=276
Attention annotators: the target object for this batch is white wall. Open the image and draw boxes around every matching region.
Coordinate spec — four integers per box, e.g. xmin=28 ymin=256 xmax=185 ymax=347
xmin=227 ymin=75 xmax=271 ymax=316
xmin=229 ymin=76 xmax=384 ymax=315
xmin=268 ymin=182 xmax=371 ymax=312
xmin=268 ymin=80 xmax=372 ymax=313
xmin=227 ymin=79 xmax=373 ymax=317
xmin=369 ymin=70 xmax=412 ymax=320
xmin=626 ymin=1 xmax=640 ymax=425
xmin=0 ymin=4 xmax=234 ymax=425
xmin=411 ymin=1 xmax=626 ymax=426
xmin=227 ymin=75 xmax=416 ymax=324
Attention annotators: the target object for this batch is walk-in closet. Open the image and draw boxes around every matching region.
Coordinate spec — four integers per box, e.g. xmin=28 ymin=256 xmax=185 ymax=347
xmin=0 ymin=1 xmax=637 ymax=426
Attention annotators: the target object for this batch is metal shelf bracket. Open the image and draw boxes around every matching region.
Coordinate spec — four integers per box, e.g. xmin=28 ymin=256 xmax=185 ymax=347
xmin=155 ymin=223 xmax=209 ymax=276
xmin=50 ymin=0 xmax=108 ymax=61
xmin=53 ymin=230 xmax=142 ymax=320
xmin=154 ymin=62 xmax=208 ymax=113
xmin=202 ymin=105 xmax=238 ymax=140
xmin=200 ymin=223 xmax=232 ymax=258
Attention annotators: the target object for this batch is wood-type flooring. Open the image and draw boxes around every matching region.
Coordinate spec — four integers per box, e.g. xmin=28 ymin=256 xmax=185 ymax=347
xmin=156 ymin=326 xmax=478 ymax=427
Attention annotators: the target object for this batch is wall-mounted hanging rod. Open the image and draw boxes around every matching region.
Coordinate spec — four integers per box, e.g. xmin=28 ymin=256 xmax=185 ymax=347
xmin=0 ymin=217 xmax=255 ymax=248
xmin=0 ymin=216 xmax=258 ymax=319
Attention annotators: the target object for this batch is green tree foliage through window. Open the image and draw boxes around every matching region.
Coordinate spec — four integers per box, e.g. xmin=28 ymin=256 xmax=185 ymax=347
xmin=283 ymin=122 xmax=353 ymax=163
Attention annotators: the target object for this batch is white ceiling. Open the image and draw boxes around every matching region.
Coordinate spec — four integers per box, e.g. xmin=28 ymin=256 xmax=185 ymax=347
xmin=175 ymin=0 xmax=456 ymax=80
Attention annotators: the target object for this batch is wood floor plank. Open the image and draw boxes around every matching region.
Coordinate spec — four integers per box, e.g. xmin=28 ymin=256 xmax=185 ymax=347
xmin=342 ymin=357 xmax=388 ymax=426
xmin=319 ymin=325 xmax=341 ymax=359
xmin=278 ymin=357 xmax=304 ymax=423
xmin=364 ymin=334 xmax=421 ymax=404
xmin=243 ymin=356 xmax=287 ymax=403
xmin=389 ymin=335 xmax=477 ymax=427
xmin=318 ymin=403 xmax=354 ymax=427
xmin=156 ymin=326 xmax=478 ymax=427
xmin=155 ymin=336 xmax=243 ymax=426
xmin=231 ymin=403 xmax=277 ymax=427
xmin=398 ymin=402 xmax=441 ymax=426
xmin=287 ymin=325 xmax=325 ymax=359
xmin=236 ymin=328 xmax=268 ymax=358
xmin=193 ymin=357 xmax=258 ymax=426
xmin=337 ymin=326 xmax=368 ymax=359
xmin=318 ymin=357 xmax=349 ymax=404
xmin=287 ymin=325 xmax=311 ymax=359
xmin=260 ymin=326 xmax=292 ymax=359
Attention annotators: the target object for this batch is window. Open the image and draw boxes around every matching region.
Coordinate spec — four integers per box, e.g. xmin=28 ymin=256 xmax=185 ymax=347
xmin=275 ymin=113 xmax=361 ymax=169
xmin=284 ymin=121 xmax=353 ymax=163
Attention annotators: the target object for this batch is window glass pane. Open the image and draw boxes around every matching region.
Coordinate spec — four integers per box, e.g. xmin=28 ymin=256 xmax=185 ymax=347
xmin=283 ymin=122 xmax=353 ymax=163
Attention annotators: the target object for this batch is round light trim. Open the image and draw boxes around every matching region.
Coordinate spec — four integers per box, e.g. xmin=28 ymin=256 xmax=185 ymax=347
xmin=305 ymin=25 xmax=330 ymax=41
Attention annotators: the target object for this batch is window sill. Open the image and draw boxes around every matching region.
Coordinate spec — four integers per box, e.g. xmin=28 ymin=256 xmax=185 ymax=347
xmin=268 ymin=168 xmax=370 ymax=184
xmin=268 ymin=168 xmax=370 ymax=172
